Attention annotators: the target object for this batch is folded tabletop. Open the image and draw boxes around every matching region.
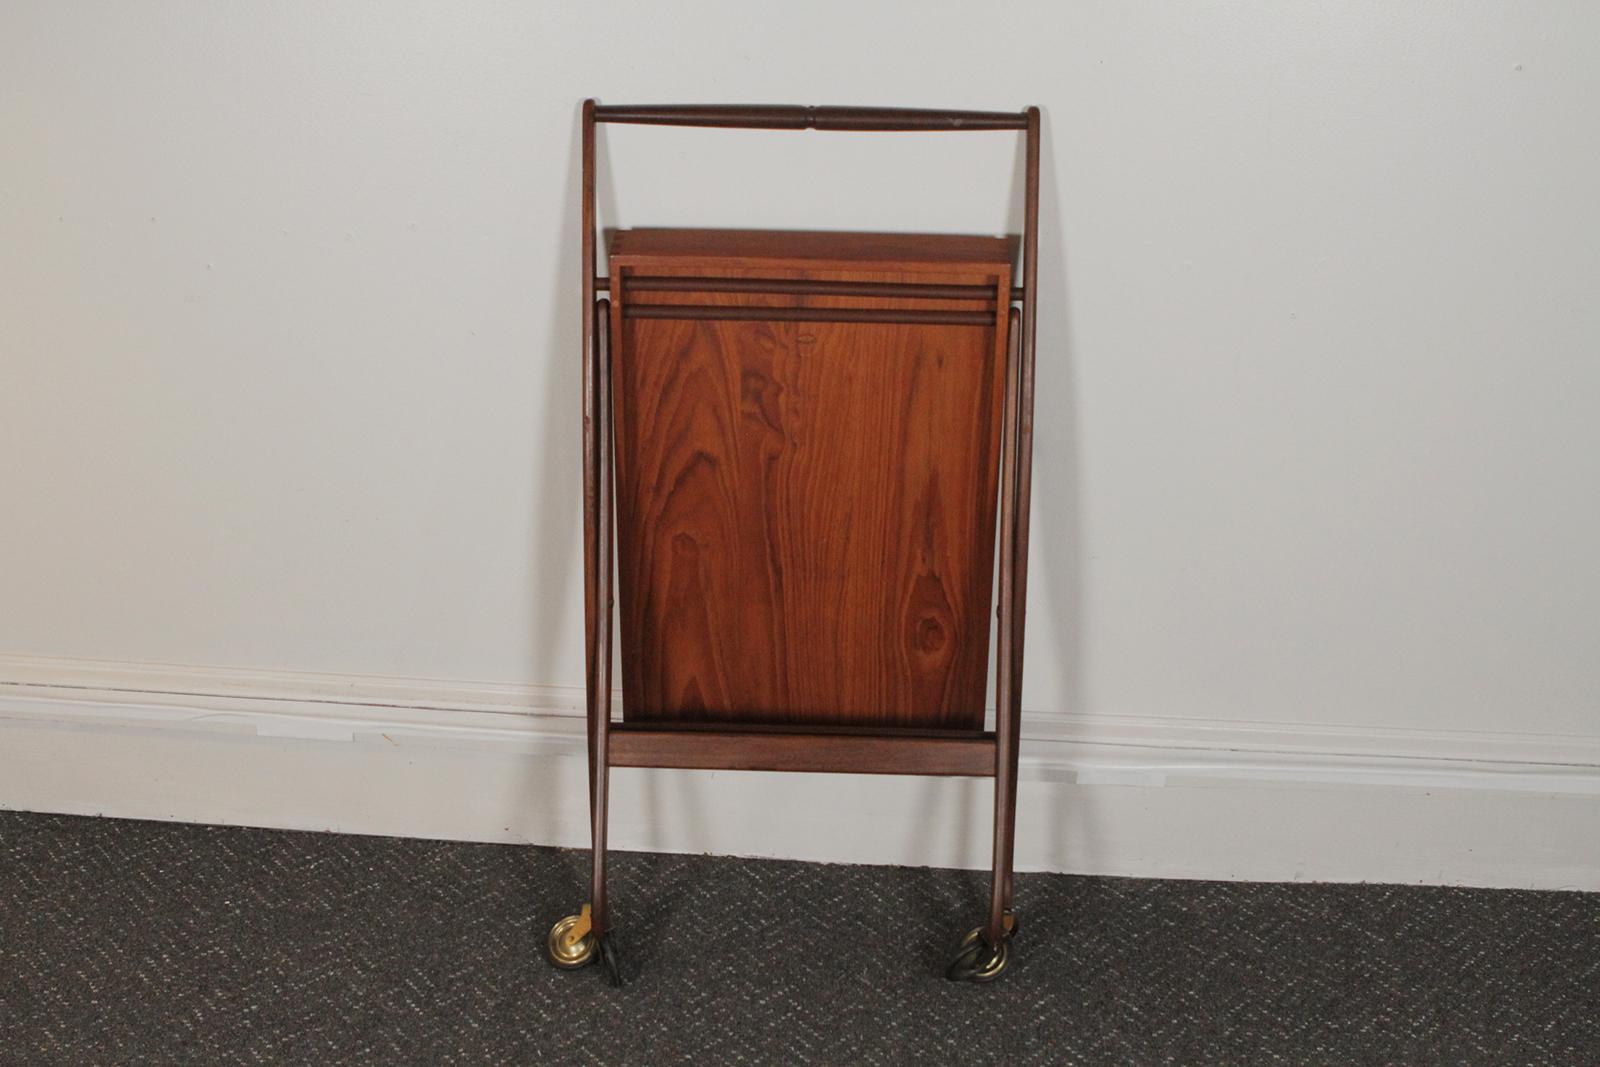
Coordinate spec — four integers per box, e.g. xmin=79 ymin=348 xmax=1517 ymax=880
xmin=607 ymin=228 xmax=1016 ymax=732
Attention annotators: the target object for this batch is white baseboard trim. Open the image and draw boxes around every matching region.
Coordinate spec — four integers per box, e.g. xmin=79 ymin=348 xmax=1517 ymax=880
xmin=3 ymin=653 xmax=1597 ymax=891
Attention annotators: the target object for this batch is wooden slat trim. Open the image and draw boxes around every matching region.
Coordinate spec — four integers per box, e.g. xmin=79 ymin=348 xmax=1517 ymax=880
xmin=622 ymin=305 xmax=995 ymax=326
xmin=621 ymin=276 xmax=998 ymax=302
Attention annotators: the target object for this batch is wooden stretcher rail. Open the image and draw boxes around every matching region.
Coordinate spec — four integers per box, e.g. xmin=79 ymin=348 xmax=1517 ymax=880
xmin=593 ymin=104 xmax=1028 ymax=132
xmin=623 ymin=304 xmax=996 ymax=326
xmin=608 ymin=725 xmax=998 ymax=776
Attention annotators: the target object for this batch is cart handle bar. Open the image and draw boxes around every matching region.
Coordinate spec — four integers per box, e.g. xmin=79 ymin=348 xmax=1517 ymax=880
xmin=592 ymin=104 xmax=1028 ymax=132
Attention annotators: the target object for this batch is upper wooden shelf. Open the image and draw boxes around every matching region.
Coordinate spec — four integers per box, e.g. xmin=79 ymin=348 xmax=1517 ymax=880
xmin=609 ymin=228 xmax=1016 ymax=273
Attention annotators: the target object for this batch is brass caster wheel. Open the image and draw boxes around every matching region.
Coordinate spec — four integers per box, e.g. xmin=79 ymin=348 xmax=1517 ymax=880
xmin=547 ymin=906 xmax=597 ymax=970
xmin=944 ymin=911 xmax=1016 ymax=984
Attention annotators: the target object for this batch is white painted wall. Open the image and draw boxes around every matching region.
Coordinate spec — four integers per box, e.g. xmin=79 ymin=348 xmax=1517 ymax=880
xmin=3 ymin=4 xmax=1597 ymax=776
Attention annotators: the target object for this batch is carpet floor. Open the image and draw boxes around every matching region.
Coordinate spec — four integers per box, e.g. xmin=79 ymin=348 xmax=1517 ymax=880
xmin=1 ymin=810 xmax=1596 ymax=1065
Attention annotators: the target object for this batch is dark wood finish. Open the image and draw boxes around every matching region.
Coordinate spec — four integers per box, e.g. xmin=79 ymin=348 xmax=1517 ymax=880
xmin=610 ymin=726 xmax=997 ymax=777
xmin=608 ymin=234 xmax=1012 ymax=731
xmin=593 ymin=104 xmax=1027 ymax=131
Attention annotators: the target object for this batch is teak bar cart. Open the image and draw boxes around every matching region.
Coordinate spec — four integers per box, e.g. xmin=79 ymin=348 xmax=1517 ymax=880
xmin=549 ymin=101 xmax=1041 ymax=985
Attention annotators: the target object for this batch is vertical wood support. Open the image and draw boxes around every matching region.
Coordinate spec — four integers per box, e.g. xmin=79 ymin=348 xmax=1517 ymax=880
xmin=579 ymin=98 xmax=613 ymax=935
xmin=580 ymin=99 xmax=597 ymax=825
xmin=988 ymin=106 xmax=1041 ymax=946
xmin=591 ymin=296 xmax=614 ymax=934
xmin=987 ymin=306 xmax=1022 ymax=946
xmin=1008 ymin=106 xmax=1042 ymax=904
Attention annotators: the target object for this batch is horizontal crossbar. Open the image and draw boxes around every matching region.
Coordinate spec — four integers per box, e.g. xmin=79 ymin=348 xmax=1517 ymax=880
xmin=608 ymin=725 xmax=997 ymax=776
xmin=597 ymin=277 xmax=1028 ymax=303
xmin=592 ymin=104 xmax=1028 ymax=132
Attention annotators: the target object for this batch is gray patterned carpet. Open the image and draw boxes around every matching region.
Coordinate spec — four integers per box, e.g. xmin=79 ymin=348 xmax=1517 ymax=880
xmin=1 ymin=811 xmax=1596 ymax=1065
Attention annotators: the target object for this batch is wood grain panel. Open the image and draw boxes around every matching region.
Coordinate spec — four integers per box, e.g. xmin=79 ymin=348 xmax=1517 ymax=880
xmin=610 ymin=233 xmax=1011 ymax=730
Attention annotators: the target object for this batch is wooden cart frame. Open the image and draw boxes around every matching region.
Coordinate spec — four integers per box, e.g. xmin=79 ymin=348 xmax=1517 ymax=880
xmin=555 ymin=101 xmax=1040 ymax=984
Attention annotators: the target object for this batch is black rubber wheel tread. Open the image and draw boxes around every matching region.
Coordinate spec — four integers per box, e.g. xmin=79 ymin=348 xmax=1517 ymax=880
xmin=944 ymin=926 xmax=1010 ymax=983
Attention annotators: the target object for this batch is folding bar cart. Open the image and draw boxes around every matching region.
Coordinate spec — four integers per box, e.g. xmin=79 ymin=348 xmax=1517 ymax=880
xmin=548 ymin=102 xmax=1041 ymax=985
